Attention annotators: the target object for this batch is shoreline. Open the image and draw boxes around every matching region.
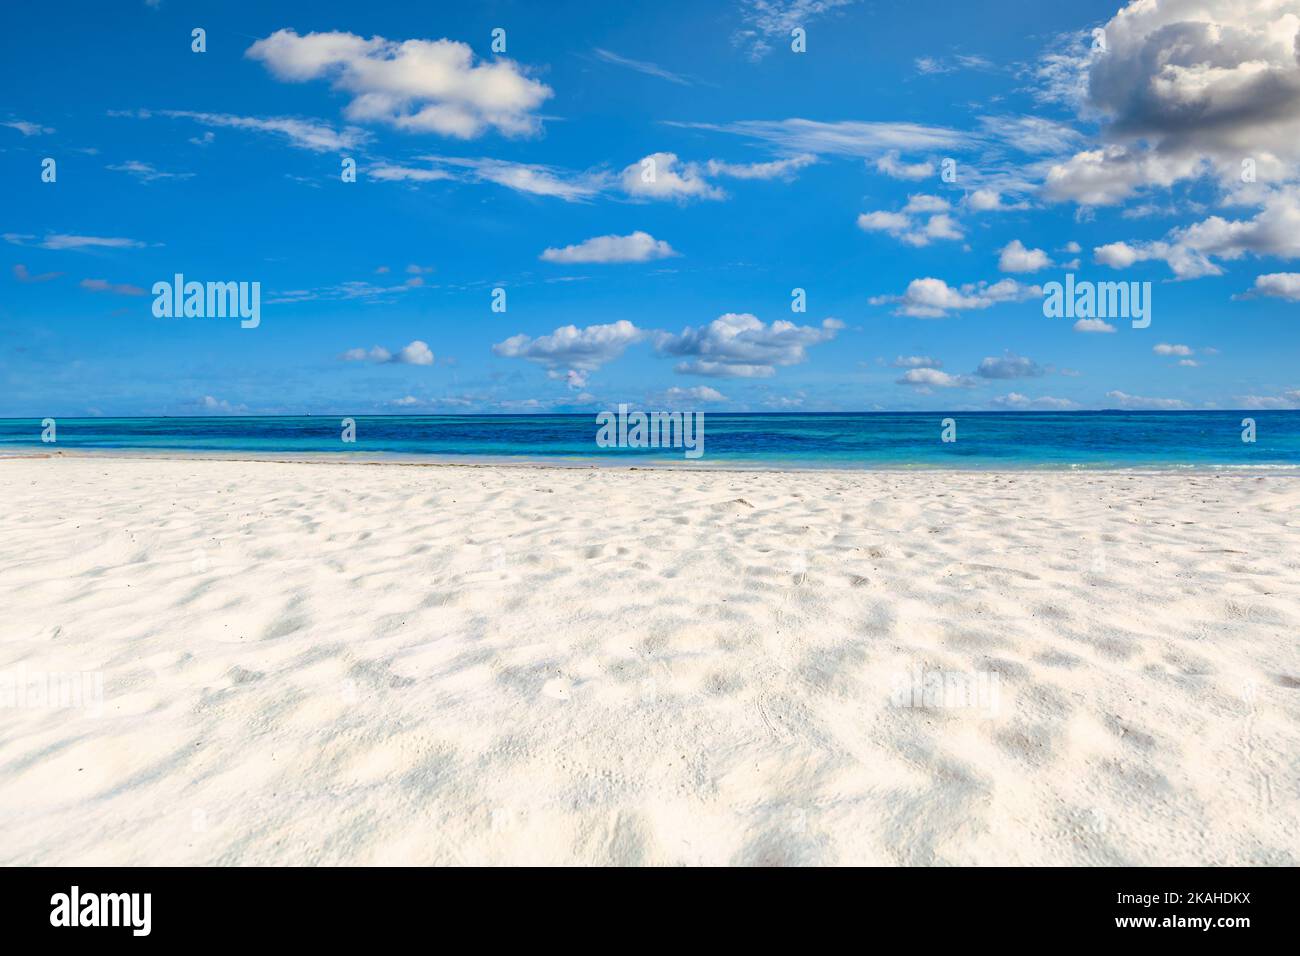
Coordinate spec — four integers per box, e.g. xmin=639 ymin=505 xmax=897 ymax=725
xmin=3 ymin=447 xmax=1299 ymax=475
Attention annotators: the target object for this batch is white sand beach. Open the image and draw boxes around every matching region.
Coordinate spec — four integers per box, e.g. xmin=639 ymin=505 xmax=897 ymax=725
xmin=1 ymin=455 xmax=1297 ymax=866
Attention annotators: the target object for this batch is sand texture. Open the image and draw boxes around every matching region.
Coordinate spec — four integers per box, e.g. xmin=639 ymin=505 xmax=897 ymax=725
xmin=1 ymin=456 xmax=1298 ymax=865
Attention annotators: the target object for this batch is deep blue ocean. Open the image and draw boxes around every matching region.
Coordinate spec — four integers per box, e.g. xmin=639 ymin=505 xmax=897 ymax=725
xmin=2 ymin=412 xmax=1298 ymax=468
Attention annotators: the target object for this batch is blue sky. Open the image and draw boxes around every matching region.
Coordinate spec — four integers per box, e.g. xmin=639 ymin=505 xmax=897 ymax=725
xmin=2 ymin=0 xmax=1298 ymax=416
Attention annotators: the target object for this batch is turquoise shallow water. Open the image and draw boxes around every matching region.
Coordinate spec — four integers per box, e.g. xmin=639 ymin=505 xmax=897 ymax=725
xmin=2 ymin=412 xmax=1298 ymax=468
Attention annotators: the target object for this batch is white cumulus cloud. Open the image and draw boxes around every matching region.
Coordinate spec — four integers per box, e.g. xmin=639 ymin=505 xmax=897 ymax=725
xmin=1041 ymin=0 xmax=1300 ymax=207
xmin=991 ymin=392 xmax=1078 ymax=410
xmin=655 ymin=313 xmax=842 ymax=377
xmin=998 ymin=239 xmax=1053 ymax=273
xmin=1073 ymin=318 xmax=1117 ymax=333
xmin=895 ymin=367 xmax=975 ymax=390
xmin=341 ymin=340 xmax=433 ymax=365
xmin=540 ymin=231 xmax=677 ymax=264
xmin=975 ymin=352 xmax=1044 ymax=379
xmin=1105 ymin=390 xmax=1190 ymax=410
xmin=857 ymin=195 xmax=964 ymax=247
xmin=663 ymin=386 xmax=728 ymax=403
xmin=622 ymin=152 xmax=725 ymax=201
xmin=493 ymin=320 xmax=646 ymax=373
xmin=870 ymin=277 xmax=1040 ymax=318
xmin=246 ymin=29 xmax=552 ymax=139
xmin=1246 ymin=272 xmax=1300 ymax=301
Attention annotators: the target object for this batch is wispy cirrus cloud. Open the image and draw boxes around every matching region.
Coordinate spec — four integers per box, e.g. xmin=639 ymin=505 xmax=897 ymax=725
xmin=2 ymin=119 xmax=54 ymax=136
xmin=80 ymin=278 xmax=146 ymax=296
xmin=4 ymin=233 xmax=148 ymax=251
xmin=268 ymin=278 xmax=424 ymax=305
xmin=372 ymin=156 xmax=609 ymax=201
xmin=874 ymin=151 xmax=934 ymax=181
xmin=107 ymin=160 xmax=195 ymax=183
xmin=1105 ymin=390 xmax=1190 ymax=410
xmin=976 ymin=115 xmax=1082 ymax=156
xmin=732 ymin=0 xmax=859 ymax=61
xmin=892 ymin=355 xmax=942 ymax=369
xmin=667 ymin=118 xmax=967 ymax=159
xmin=1235 ymin=389 xmax=1300 ymax=410
xmin=991 ymin=392 xmax=1078 ymax=410
xmin=432 ymin=156 xmax=607 ymax=199
xmin=669 ymin=116 xmax=1050 ymax=203
xmin=13 ymin=264 xmax=63 ymax=283
xmin=113 ymin=108 xmax=368 ymax=153
xmin=915 ymin=53 xmax=997 ymax=75
xmin=367 ymin=164 xmax=457 ymax=184
xmin=593 ymin=48 xmax=693 ymax=86
xmin=373 ymin=149 xmax=813 ymax=203
xmin=705 ymin=153 xmax=816 ymax=180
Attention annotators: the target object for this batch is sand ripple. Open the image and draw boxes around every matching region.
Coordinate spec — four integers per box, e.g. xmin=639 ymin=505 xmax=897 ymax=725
xmin=1 ymin=458 xmax=1297 ymax=865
